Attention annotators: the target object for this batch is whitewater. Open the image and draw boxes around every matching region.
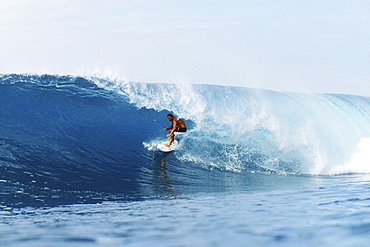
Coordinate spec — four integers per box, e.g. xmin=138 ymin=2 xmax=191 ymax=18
xmin=1 ymin=74 xmax=370 ymax=246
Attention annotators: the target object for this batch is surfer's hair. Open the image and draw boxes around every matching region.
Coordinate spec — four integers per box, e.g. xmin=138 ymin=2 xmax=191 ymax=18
xmin=167 ymin=114 xmax=174 ymax=117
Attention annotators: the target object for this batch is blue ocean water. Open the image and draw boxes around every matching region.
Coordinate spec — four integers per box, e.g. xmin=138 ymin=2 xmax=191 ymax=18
xmin=1 ymin=74 xmax=370 ymax=246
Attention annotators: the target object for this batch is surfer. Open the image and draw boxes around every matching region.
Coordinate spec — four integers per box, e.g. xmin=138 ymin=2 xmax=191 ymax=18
xmin=163 ymin=114 xmax=187 ymax=147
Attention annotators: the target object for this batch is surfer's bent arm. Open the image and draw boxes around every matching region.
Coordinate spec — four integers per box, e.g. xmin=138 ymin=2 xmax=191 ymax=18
xmin=165 ymin=119 xmax=177 ymax=136
xmin=163 ymin=123 xmax=173 ymax=131
xmin=169 ymin=126 xmax=176 ymax=136
xmin=170 ymin=120 xmax=178 ymax=135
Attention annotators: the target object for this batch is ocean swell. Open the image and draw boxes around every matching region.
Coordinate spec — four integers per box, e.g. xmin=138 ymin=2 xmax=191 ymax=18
xmin=1 ymin=74 xmax=370 ymax=201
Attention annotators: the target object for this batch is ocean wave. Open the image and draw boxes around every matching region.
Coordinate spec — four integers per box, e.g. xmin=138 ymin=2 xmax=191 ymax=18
xmin=1 ymin=74 xmax=369 ymax=201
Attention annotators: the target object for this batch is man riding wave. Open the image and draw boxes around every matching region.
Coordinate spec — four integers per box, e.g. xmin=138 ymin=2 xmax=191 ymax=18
xmin=163 ymin=113 xmax=187 ymax=147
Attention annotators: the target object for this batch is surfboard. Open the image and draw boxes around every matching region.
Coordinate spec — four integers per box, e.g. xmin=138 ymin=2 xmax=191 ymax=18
xmin=157 ymin=140 xmax=179 ymax=152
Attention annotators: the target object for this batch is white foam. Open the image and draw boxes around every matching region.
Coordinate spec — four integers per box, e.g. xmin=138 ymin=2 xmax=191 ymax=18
xmin=92 ymin=77 xmax=370 ymax=174
xmin=327 ymin=137 xmax=370 ymax=174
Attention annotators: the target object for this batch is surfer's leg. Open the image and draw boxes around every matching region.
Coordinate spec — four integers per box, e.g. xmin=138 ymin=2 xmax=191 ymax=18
xmin=164 ymin=135 xmax=174 ymax=147
xmin=174 ymin=131 xmax=185 ymax=142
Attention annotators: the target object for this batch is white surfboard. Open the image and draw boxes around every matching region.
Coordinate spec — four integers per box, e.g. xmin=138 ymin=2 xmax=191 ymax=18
xmin=157 ymin=140 xmax=179 ymax=152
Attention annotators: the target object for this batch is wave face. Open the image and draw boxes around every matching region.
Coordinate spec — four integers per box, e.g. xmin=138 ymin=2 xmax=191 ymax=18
xmin=1 ymin=74 xmax=370 ymax=205
xmin=95 ymin=76 xmax=370 ymax=174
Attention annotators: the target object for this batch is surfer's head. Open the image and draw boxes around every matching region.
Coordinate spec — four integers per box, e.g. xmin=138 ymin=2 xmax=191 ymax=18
xmin=167 ymin=113 xmax=174 ymax=121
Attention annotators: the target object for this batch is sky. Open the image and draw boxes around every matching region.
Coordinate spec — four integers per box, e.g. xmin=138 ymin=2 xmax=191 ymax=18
xmin=1 ymin=0 xmax=370 ymax=96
